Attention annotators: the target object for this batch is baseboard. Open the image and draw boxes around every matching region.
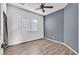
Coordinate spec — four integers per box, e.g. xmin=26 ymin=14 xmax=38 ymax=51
xmin=63 ymin=43 xmax=78 ymax=55
xmin=45 ymin=37 xmax=78 ymax=55
xmin=8 ymin=37 xmax=44 ymax=46
xmin=45 ymin=38 xmax=65 ymax=44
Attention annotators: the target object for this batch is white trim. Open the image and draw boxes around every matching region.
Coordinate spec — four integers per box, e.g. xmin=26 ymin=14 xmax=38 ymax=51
xmin=45 ymin=38 xmax=78 ymax=55
xmin=8 ymin=37 xmax=44 ymax=46
xmin=45 ymin=38 xmax=64 ymax=44
xmin=63 ymin=43 xmax=78 ymax=55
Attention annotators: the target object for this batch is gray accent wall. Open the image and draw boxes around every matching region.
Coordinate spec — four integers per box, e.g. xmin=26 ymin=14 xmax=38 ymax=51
xmin=45 ymin=9 xmax=64 ymax=42
xmin=45 ymin=3 xmax=78 ymax=53
xmin=64 ymin=3 xmax=78 ymax=52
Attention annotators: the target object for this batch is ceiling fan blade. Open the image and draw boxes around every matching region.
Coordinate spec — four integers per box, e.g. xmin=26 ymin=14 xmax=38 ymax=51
xmin=44 ymin=6 xmax=53 ymax=8
xmin=36 ymin=8 xmax=41 ymax=10
xmin=19 ymin=3 xmax=25 ymax=5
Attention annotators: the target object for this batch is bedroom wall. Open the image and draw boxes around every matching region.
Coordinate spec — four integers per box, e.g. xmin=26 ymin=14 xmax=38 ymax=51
xmin=7 ymin=4 xmax=44 ymax=45
xmin=78 ymin=3 xmax=79 ymax=53
xmin=0 ymin=3 xmax=1 ymax=40
xmin=45 ymin=9 xmax=64 ymax=42
xmin=45 ymin=3 xmax=78 ymax=53
xmin=64 ymin=3 xmax=78 ymax=52
xmin=0 ymin=3 xmax=1 ymax=54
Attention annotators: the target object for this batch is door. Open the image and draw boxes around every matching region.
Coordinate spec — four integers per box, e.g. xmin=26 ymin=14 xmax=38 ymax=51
xmin=0 ymin=11 xmax=8 ymax=55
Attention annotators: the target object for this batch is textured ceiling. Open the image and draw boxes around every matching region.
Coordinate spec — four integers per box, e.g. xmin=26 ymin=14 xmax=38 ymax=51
xmin=8 ymin=3 xmax=68 ymax=16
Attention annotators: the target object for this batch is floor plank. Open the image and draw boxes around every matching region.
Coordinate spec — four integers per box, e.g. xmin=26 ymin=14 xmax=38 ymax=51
xmin=4 ymin=38 xmax=76 ymax=55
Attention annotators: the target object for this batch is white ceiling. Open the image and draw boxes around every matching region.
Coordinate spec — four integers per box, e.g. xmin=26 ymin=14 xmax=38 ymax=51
xmin=8 ymin=3 xmax=68 ymax=16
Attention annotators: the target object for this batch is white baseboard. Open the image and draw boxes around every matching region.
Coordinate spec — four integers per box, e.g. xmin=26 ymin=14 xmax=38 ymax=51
xmin=45 ymin=37 xmax=78 ymax=55
xmin=45 ymin=38 xmax=65 ymax=45
xmin=63 ymin=43 xmax=78 ymax=55
xmin=8 ymin=37 xmax=44 ymax=46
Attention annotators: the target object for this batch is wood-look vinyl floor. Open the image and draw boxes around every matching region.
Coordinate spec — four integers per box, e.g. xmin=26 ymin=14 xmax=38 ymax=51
xmin=4 ymin=38 xmax=76 ymax=55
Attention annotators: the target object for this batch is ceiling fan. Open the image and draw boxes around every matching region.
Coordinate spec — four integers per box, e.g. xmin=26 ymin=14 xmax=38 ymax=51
xmin=36 ymin=3 xmax=53 ymax=13
xmin=20 ymin=3 xmax=53 ymax=13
